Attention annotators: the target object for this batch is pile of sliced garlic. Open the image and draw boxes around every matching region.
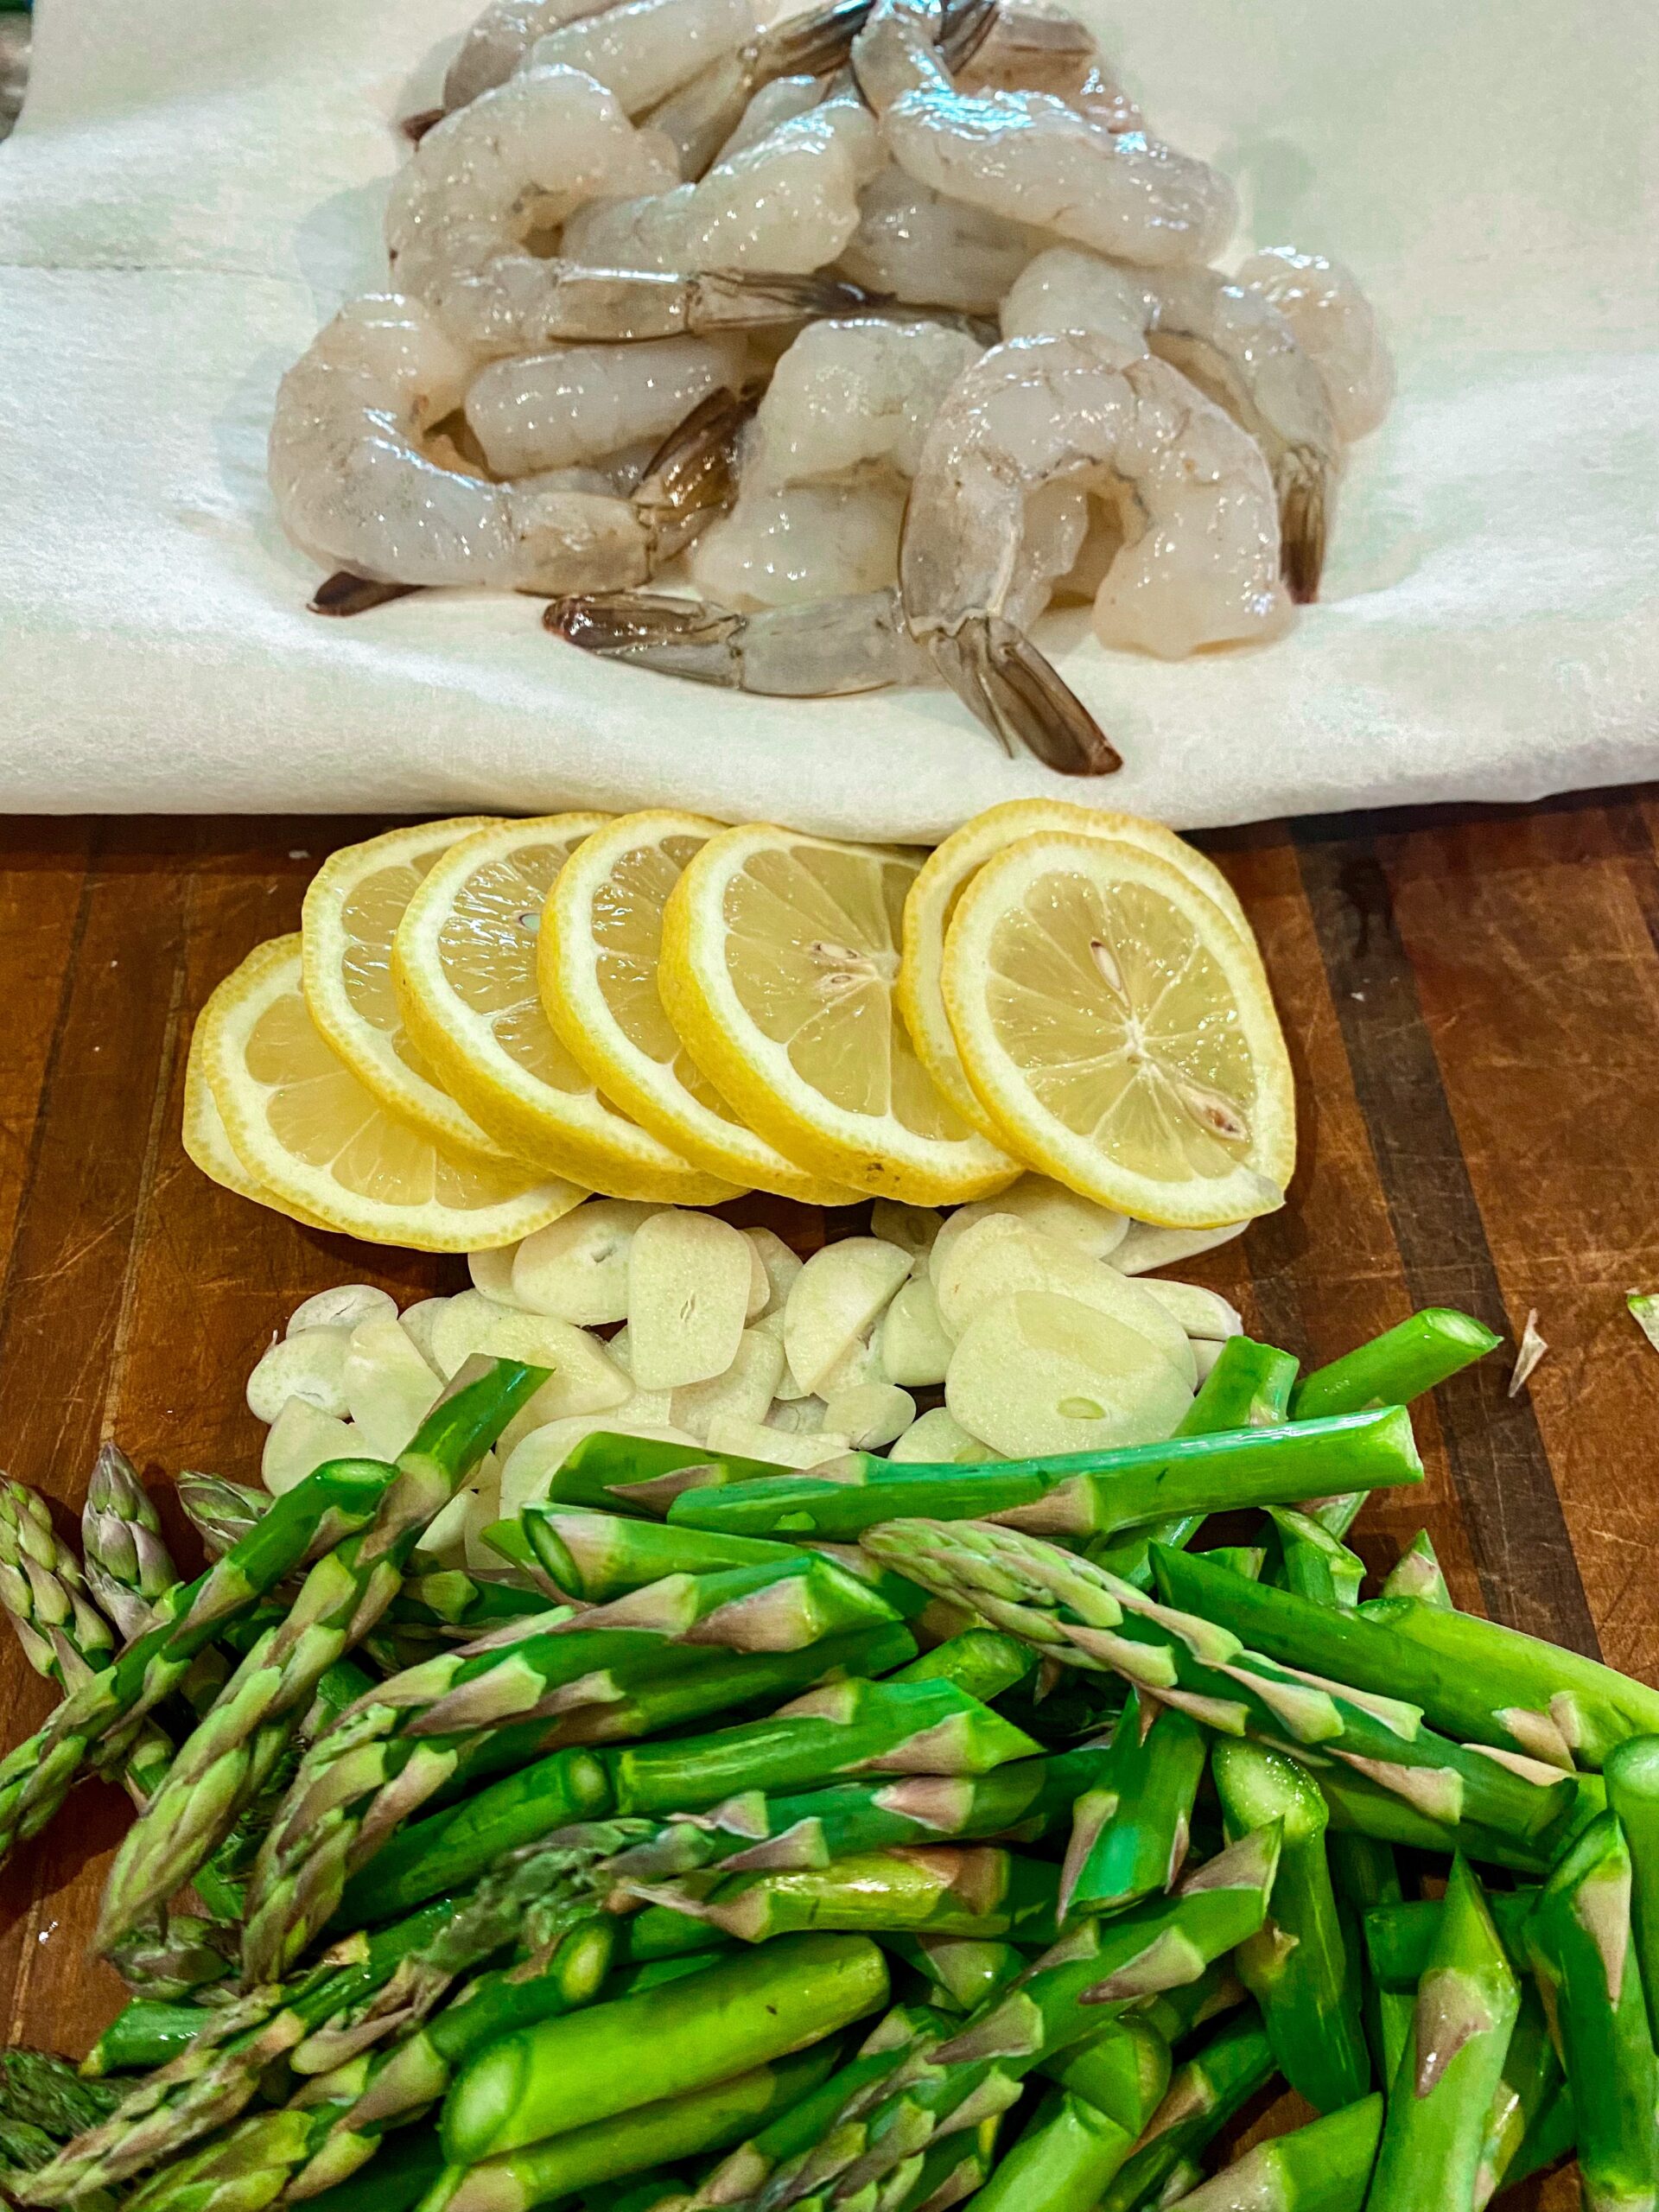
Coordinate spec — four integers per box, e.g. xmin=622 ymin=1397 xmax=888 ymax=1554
xmin=244 ymin=1181 xmax=1248 ymax=1568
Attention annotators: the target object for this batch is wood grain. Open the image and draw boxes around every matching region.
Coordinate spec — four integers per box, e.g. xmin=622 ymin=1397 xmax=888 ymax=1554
xmin=2 ymin=795 xmax=1655 ymax=2212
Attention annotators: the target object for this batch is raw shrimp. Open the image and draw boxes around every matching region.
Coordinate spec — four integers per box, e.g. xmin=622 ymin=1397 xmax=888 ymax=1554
xmin=643 ymin=0 xmax=871 ymax=178
xmin=836 ymin=169 xmax=1038 ymax=314
xmin=709 ymin=73 xmax=826 ymax=168
xmin=1237 ymin=246 xmax=1395 ymax=442
xmin=550 ymin=586 xmax=933 ymax=693
xmin=852 ymin=0 xmax=1235 ymax=268
xmin=523 ymin=0 xmax=759 ymax=120
xmin=957 ymin=0 xmax=1096 ymax=99
xmin=269 ymin=296 xmax=746 ymax=594
xmin=442 ymin=0 xmax=630 ymax=111
xmin=388 ymin=63 xmax=868 ymax=354
xmin=561 ymin=92 xmax=881 ymax=274
xmin=746 ymin=314 xmax=982 ymax=486
xmin=904 ymin=332 xmax=1287 ymax=683
xmin=464 ymin=334 xmax=747 ymax=474
xmin=1003 ymin=245 xmax=1338 ymax=598
xmin=690 ymin=471 xmax=910 ymax=604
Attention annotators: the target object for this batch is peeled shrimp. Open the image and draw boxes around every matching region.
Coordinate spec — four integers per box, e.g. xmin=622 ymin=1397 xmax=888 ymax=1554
xmin=644 ymin=0 xmax=872 ymax=178
xmin=852 ymin=0 xmax=1235 ymax=269
xmin=561 ymin=92 xmax=881 ymax=275
xmin=1238 ymin=246 xmax=1395 ymax=442
xmin=464 ymin=334 xmax=747 ymax=474
xmin=745 ymin=315 xmax=983 ymax=487
xmin=269 ymin=296 xmax=743 ymax=592
xmin=836 ymin=169 xmax=1038 ymax=315
xmin=522 ymin=0 xmax=759 ymax=120
xmin=690 ymin=470 xmax=910 ymax=604
xmin=1003 ymin=245 xmax=1338 ymax=598
xmin=708 ymin=73 xmax=827 ymax=168
xmin=442 ymin=0 xmax=630 ymax=112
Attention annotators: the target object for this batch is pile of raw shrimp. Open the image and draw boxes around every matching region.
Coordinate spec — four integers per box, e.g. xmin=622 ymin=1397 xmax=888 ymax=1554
xmin=270 ymin=0 xmax=1394 ymax=774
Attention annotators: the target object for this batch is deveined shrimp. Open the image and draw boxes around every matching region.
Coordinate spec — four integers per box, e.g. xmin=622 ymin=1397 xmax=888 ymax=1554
xmin=852 ymin=0 xmax=1235 ymax=269
xmin=744 ymin=314 xmax=983 ymax=488
xmin=269 ymin=296 xmax=745 ymax=594
xmin=709 ymin=73 xmax=827 ymax=168
xmin=522 ymin=0 xmax=759 ymax=120
xmin=561 ymin=92 xmax=882 ymax=275
xmin=690 ymin=469 xmax=910 ymax=604
xmin=836 ymin=169 xmax=1038 ymax=315
xmin=1237 ymin=246 xmax=1395 ymax=442
xmin=442 ymin=0 xmax=630 ymax=112
xmin=1003 ymin=245 xmax=1338 ymax=598
xmin=464 ymin=334 xmax=747 ymax=474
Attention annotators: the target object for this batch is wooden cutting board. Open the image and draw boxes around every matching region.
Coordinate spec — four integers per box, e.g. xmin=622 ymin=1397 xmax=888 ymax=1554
xmin=3 ymin=793 xmax=1658 ymax=2207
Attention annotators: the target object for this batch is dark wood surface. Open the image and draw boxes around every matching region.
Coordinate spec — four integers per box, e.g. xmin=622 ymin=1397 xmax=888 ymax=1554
xmin=3 ymin=791 xmax=1659 ymax=2204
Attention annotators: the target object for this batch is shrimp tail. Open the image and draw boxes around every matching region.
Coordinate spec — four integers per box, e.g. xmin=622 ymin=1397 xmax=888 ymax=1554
xmin=928 ymin=613 xmax=1122 ymax=775
xmin=549 ymin=586 xmax=930 ymax=696
xmin=768 ymin=0 xmax=878 ymax=74
xmin=399 ymin=108 xmax=443 ymax=144
xmin=940 ymin=0 xmax=1001 ymax=70
xmin=686 ymin=269 xmax=882 ymax=333
xmin=631 ymin=389 xmax=753 ymax=563
xmin=308 ymin=573 xmax=425 ymax=619
xmin=1276 ymin=444 xmax=1329 ymax=603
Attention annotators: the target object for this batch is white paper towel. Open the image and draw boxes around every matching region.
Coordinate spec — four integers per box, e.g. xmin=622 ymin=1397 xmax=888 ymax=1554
xmin=0 ymin=0 xmax=1655 ymax=835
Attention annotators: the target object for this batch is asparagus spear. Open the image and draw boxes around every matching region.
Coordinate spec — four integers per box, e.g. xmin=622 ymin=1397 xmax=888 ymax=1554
xmin=1604 ymin=1734 xmax=1659 ymax=2044
xmin=1266 ymin=1508 xmax=1363 ymax=1611
xmin=303 ymin=2128 xmax=444 ymax=2212
xmin=1162 ymin=2090 xmax=1382 ymax=2212
xmin=99 ymin=1362 xmax=547 ymax=1952
xmin=427 ymin=2044 xmax=841 ymax=2212
xmin=1363 ymin=1856 xmax=1519 ymax=2212
xmin=964 ymin=2084 xmax=1135 ymax=2212
xmin=0 ymin=1358 xmax=540 ymax=1873
xmin=0 ymin=2054 xmax=119 ymax=2139
xmin=1198 ymin=1546 xmax=1268 ymax=1581
xmin=84 ymin=2002 xmax=209 ymax=2079
xmin=863 ymin=1521 xmax=1577 ymax=1847
xmin=633 ymin=1844 xmax=1061 ymax=1945
xmin=1094 ymin=2010 xmax=1277 ymax=2212
xmin=1059 ymin=1691 xmax=1206 ymax=1920
xmin=18 ymin=1898 xmax=459 ymax=2202
xmin=1472 ymin=1986 xmax=1562 ymax=2210
xmin=1360 ymin=1893 xmax=1536 ymax=1992
xmin=1289 ymin=1311 xmax=1501 ymax=1424
xmin=443 ymin=1934 xmax=889 ymax=2163
xmin=105 ymin=1916 xmax=239 ymax=2006
xmin=1211 ymin=1741 xmax=1370 ymax=2112
xmin=1525 ymin=1810 xmax=1659 ymax=2212
xmin=1154 ymin=1543 xmax=1652 ymax=1773
xmin=1041 ymin=2012 xmax=1172 ymax=2135
xmin=888 ymin=1938 xmax=1023 ymax=2015
xmin=82 ymin=1446 xmax=181 ymax=1643
xmin=175 ymin=1473 xmax=272 ymax=1560
xmin=1379 ymin=1531 xmax=1452 ymax=1609
xmin=1329 ymin=1834 xmax=1410 ymax=2088
xmin=1489 ymin=2079 xmax=1574 ymax=2199
xmin=610 ymin=1675 xmax=1040 ymax=1819
xmin=1086 ymin=1338 xmax=1300 ymax=1590
xmin=668 ymin=1408 xmax=1422 ymax=1542
xmin=537 ymin=1433 xmax=791 ymax=1517
xmin=503 ymin=1506 xmax=796 ymax=1603
xmin=887 ymin=1630 xmax=1034 ymax=1702
xmin=246 ymin=1574 xmax=912 ymax=1983
xmin=751 ymin=1827 xmax=1281 ymax=2212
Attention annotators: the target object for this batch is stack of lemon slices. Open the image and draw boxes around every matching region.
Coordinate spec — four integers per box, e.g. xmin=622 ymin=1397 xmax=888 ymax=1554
xmin=187 ymin=801 xmax=1294 ymax=1251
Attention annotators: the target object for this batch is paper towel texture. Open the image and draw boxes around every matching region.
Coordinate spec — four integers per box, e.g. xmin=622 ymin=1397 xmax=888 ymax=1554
xmin=0 ymin=0 xmax=1655 ymax=832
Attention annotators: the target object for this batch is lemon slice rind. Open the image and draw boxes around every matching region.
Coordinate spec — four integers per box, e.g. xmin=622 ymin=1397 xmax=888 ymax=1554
xmin=659 ymin=821 xmax=1019 ymax=1207
xmin=302 ymin=817 xmax=518 ymax=1173
xmin=942 ymin=833 xmax=1294 ymax=1229
xmin=391 ymin=817 xmax=744 ymax=1207
xmin=899 ymin=799 xmax=1257 ymax=1137
xmin=541 ymin=810 xmax=866 ymax=1208
xmin=200 ymin=935 xmax=583 ymax=1251
xmin=181 ymin=1005 xmax=334 ymax=1233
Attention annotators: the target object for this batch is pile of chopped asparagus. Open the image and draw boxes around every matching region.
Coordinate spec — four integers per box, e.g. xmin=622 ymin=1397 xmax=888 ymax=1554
xmin=2 ymin=1310 xmax=1655 ymax=2212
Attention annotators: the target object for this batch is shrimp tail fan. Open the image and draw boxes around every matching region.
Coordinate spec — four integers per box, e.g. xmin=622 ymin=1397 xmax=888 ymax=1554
xmin=932 ymin=613 xmax=1122 ymax=776
xmin=1276 ymin=443 xmax=1329 ymax=602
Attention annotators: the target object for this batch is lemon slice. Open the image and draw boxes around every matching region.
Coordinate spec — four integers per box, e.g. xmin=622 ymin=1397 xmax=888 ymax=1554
xmin=899 ymin=798 xmax=1257 ymax=1138
xmin=197 ymin=937 xmax=583 ymax=1249
xmin=658 ymin=822 xmax=1019 ymax=1205
xmin=540 ymin=810 xmax=865 ymax=1207
xmin=181 ymin=1005 xmax=332 ymax=1232
xmin=302 ymin=817 xmax=518 ymax=1171
xmin=942 ymin=833 xmax=1294 ymax=1227
xmin=391 ymin=817 xmax=743 ymax=1205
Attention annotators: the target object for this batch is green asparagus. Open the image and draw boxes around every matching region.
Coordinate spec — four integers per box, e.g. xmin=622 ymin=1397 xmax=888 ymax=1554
xmin=1095 ymin=2009 xmax=1278 ymax=2212
xmin=1211 ymin=1740 xmax=1370 ymax=2112
xmin=632 ymin=1843 xmax=1061 ymax=1944
xmin=1379 ymin=1532 xmax=1451 ymax=1610
xmin=1604 ymin=1734 xmax=1659 ymax=2045
xmin=82 ymin=1445 xmax=180 ymax=1643
xmin=1059 ymin=1690 xmax=1206 ymax=1919
xmin=1164 ymin=2091 xmax=1382 ymax=2212
xmin=500 ymin=1504 xmax=796 ymax=1602
xmin=1289 ymin=1310 xmax=1501 ymax=1424
xmin=1359 ymin=1893 xmax=1535 ymax=1992
xmin=1363 ymin=1856 xmax=1519 ymax=2212
xmin=0 ymin=2053 xmax=119 ymax=2139
xmin=668 ymin=1408 xmax=1423 ymax=1541
xmin=175 ymin=1474 xmax=272 ymax=1560
xmin=1267 ymin=1507 xmax=1364 ymax=1610
xmin=964 ymin=2084 xmax=1135 ymax=2212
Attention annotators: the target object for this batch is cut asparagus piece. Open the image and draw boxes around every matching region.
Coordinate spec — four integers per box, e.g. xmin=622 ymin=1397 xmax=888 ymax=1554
xmin=1379 ymin=1529 xmax=1452 ymax=1608
xmin=1314 ymin=1764 xmax=1561 ymax=1877
xmin=1289 ymin=1310 xmax=1501 ymax=1422
xmin=888 ymin=1629 xmax=1035 ymax=1703
xmin=1267 ymin=1508 xmax=1363 ymax=1610
xmin=83 ymin=2003 xmax=209 ymax=2080
xmin=1473 ymin=1985 xmax=1561 ymax=2210
xmin=1163 ymin=2090 xmax=1382 ymax=2212
xmin=964 ymin=2084 xmax=1134 ymax=2212
xmin=81 ymin=1445 xmax=181 ymax=1643
xmin=1155 ymin=1544 xmax=1653 ymax=1772
xmin=510 ymin=1505 xmax=796 ymax=1601
xmin=670 ymin=1407 xmax=1421 ymax=1541
xmin=1060 ymin=1690 xmax=1206 ymax=1920
xmin=1094 ymin=2010 xmax=1277 ymax=2212
xmin=1211 ymin=1740 xmax=1370 ymax=2113
xmin=862 ymin=1521 xmax=1578 ymax=1847
xmin=1360 ymin=1893 xmax=1536 ymax=1992
xmin=543 ymin=1432 xmax=787 ymax=1518
xmin=1330 ymin=1834 xmax=1408 ymax=2090
xmin=634 ymin=1845 xmax=1061 ymax=1945
xmin=1364 ymin=1856 xmax=1519 ymax=2212
xmin=175 ymin=1472 xmax=272 ymax=1560
xmin=1605 ymin=1734 xmax=1659 ymax=2047
xmin=610 ymin=1676 xmax=1042 ymax=1817
xmin=1041 ymin=2012 xmax=1172 ymax=2136
xmin=1525 ymin=1810 xmax=1659 ymax=2212
xmin=442 ymin=1933 xmax=888 ymax=2163
xmin=1199 ymin=1546 xmax=1268 ymax=1581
